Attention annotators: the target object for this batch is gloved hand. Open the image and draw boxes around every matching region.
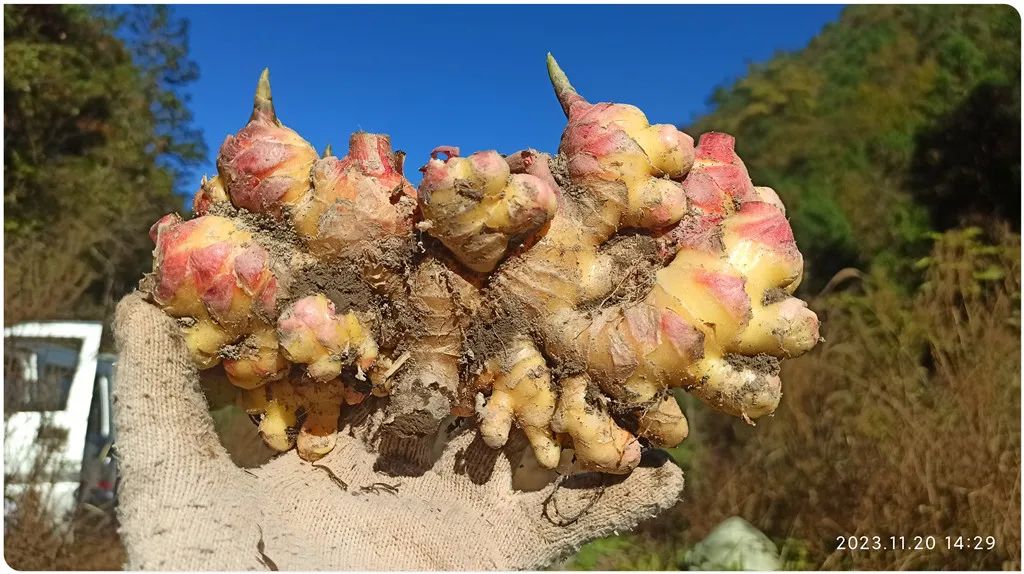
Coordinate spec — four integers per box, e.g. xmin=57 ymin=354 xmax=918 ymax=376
xmin=112 ymin=293 xmax=685 ymax=570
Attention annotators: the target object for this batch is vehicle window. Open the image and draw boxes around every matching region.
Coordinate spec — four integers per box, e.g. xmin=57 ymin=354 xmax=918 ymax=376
xmin=3 ymin=337 xmax=82 ymax=413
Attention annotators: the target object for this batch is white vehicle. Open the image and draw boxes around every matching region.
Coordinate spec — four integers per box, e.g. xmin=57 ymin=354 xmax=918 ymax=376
xmin=4 ymin=321 xmax=117 ymax=517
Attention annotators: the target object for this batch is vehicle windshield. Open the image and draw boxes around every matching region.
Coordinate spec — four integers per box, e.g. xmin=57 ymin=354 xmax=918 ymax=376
xmin=4 ymin=337 xmax=83 ymax=413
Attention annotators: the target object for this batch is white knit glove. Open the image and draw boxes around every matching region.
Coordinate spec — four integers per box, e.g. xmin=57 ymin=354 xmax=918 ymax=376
xmin=112 ymin=293 xmax=685 ymax=570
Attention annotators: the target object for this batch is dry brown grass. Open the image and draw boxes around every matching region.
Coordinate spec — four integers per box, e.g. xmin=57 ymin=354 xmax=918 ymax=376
xmin=3 ymin=224 xmax=99 ymax=327
xmin=660 ymin=227 xmax=1021 ymax=570
xmin=3 ymin=420 xmax=126 ymax=570
xmin=4 ymin=489 xmax=126 ymax=570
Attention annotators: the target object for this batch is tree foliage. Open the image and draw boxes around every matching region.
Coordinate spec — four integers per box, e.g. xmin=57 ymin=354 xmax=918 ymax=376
xmin=4 ymin=5 xmax=205 ymax=324
xmin=687 ymin=5 xmax=1020 ymax=289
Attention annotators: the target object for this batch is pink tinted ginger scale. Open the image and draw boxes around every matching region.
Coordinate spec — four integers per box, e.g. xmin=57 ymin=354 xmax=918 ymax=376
xmin=623 ymin=306 xmax=659 ymax=347
xmin=693 ymin=270 xmax=751 ymax=321
xmin=189 ymin=242 xmax=231 ymax=285
xmin=660 ymin=309 xmax=704 ymax=360
xmin=232 ymin=244 xmax=269 ymax=290
xmin=733 ymin=202 xmax=798 ymax=252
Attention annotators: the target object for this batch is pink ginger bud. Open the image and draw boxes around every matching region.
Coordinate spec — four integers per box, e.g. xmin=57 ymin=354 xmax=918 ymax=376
xmin=277 ymin=294 xmax=378 ymax=382
xmin=149 ymin=214 xmax=279 ymax=328
xmin=682 ymin=132 xmax=759 ymax=213
xmin=192 ymin=175 xmax=228 ymax=216
xmin=547 ymin=54 xmax=693 ymax=231
xmin=419 ymin=148 xmax=557 ymax=273
xmin=217 ymin=69 xmax=318 ymax=217
xmin=294 ymin=132 xmax=416 ymax=255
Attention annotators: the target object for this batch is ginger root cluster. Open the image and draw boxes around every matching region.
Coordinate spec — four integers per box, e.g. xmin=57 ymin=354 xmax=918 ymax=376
xmin=144 ymin=58 xmax=819 ymax=471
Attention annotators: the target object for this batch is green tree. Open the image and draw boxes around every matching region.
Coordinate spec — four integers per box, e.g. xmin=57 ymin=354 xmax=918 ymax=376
xmin=4 ymin=5 xmax=205 ymax=324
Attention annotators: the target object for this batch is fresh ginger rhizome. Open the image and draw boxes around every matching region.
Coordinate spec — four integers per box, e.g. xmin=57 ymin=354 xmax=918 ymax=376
xmin=145 ymin=56 xmax=820 ymax=473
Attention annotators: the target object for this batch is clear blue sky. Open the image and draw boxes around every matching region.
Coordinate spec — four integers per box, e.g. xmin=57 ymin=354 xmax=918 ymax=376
xmin=174 ymin=4 xmax=844 ymax=194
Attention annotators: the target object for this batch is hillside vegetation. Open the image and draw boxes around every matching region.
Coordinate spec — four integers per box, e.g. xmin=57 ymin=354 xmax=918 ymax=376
xmin=690 ymin=4 xmax=1019 ymax=290
xmin=4 ymin=5 xmax=203 ymax=326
